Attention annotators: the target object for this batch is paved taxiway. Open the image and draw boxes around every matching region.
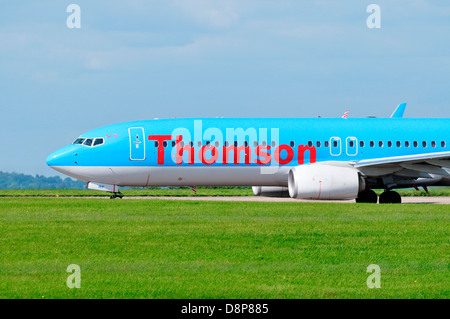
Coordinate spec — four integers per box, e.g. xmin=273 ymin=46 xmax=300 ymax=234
xmin=129 ymin=196 xmax=450 ymax=204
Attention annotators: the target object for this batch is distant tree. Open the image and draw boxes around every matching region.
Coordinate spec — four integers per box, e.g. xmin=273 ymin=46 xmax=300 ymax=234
xmin=0 ymin=171 xmax=85 ymax=189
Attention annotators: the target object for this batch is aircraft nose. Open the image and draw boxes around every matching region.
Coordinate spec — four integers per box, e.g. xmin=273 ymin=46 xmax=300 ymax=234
xmin=46 ymin=153 xmax=55 ymax=166
xmin=46 ymin=145 xmax=77 ymax=167
xmin=46 ymin=152 xmax=61 ymax=167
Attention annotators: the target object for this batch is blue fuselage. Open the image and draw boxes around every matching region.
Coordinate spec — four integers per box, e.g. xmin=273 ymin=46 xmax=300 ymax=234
xmin=46 ymin=118 xmax=450 ymax=188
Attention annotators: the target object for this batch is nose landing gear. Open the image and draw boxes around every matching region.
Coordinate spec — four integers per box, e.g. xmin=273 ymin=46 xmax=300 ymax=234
xmin=110 ymin=192 xmax=124 ymax=199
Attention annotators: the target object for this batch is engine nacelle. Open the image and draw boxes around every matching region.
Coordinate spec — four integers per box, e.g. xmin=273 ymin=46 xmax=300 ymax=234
xmin=252 ymin=186 xmax=290 ymax=198
xmin=288 ymin=164 xmax=364 ymax=200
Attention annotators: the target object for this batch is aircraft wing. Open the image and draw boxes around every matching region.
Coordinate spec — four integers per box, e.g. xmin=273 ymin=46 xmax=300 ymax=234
xmin=354 ymin=151 xmax=450 ymax=170
xmin=351 ymin=151 xmax=450 ymax=188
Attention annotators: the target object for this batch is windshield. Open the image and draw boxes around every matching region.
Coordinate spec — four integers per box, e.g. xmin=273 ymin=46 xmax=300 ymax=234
xmin=93 ymin=138 xmax=104 ymax=146
xmin=83 ymin=138 xmax=93 ymax=147
xmin=73 ymin=138 xmax=85 ymax=145
xmin=73 ymin=137 xmax=104 ymax=147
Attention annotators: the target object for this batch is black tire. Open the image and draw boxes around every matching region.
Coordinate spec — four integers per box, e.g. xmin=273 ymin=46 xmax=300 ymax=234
xmin=356 ymin=190 xmax=378 ymax=203
xmin=379 ymin=191 xmax=402 ymax=204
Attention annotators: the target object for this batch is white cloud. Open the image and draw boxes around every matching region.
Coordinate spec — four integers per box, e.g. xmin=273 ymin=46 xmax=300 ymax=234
xmin=170 ymin=0 xmax=243 ymax=28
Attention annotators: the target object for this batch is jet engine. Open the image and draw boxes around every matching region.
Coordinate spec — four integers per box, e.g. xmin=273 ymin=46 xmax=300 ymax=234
xmin=288 ymin=163 xmax=365 ymax=200
xmin=252 ymin=186 xmax=290 ymax=198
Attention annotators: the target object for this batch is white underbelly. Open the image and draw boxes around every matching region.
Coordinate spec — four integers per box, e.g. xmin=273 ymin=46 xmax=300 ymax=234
xmin=51 ymin=166 xmax=290 ymax=187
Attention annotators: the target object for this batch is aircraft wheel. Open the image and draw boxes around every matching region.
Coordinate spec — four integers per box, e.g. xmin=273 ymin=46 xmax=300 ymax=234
xmin=110 ymin=193 xmax=123 ymax=199
xmin=379 ymin=191 xmax=402 ymax=204
xmin=356 ymin=190 xmax=378 ymax=203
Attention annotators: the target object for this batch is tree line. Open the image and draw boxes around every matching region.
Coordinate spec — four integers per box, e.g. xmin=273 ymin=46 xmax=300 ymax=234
xmin=0 ymin=171 xmax=85 ymax=189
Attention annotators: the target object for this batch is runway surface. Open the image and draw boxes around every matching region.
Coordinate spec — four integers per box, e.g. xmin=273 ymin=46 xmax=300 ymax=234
xmin=128 ymin=196 xmax=450 ymax=204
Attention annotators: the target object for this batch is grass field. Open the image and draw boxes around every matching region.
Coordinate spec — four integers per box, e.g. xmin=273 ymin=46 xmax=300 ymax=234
xmin=0 ymin=196 xmax=448 ymax=299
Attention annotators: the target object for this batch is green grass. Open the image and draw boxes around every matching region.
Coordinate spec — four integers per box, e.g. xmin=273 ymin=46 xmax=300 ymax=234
xmin=0 ymin=197 xmax=448 ymax=299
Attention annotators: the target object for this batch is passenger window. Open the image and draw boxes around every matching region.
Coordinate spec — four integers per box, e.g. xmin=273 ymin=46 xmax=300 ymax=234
xmin=83 ymin=138 xmax=93 ymax=147
xmin=405 ymin=141 xmax=410 ymax=148
xmin=349 ymin=141 xmax=354 ymax=148
xmin=198 ymin=141 xmax=202 ymax=147
xmin=431 ymin=141 xmax=436 ymax=148
xmin=244 ymin=141 xmax=248 ymax=147
xmin=308 ymin=141 xmax=313 ymax=147
xmin=253 ymin=141 xmax=258 ymax=147
xmin=387 ymin=141 xmax=392 ymax=147
xmin=271 ymin=141 xmax=277 ymax=147
xmin=422 ymin=141 xmax=427 ymax=147
xmin=180 ymin=141 xmax=185 ymax=148
xmin=442 ymin=141 xmax=446 ymax=148
xmin=324 ymin=141 xmax=329 ymax=148
xmin=215 ymin=141 xmax=220 ymax=147
xmin=262 ymin=141 xmax=267 ymax=147
xmin=413 ymin=141 xmax=418 ymax=147
xmin=93 ymin=138 xmax=104 ymax=146
xmin=290 ymin=141 xmax=295 ymax=147
xmin=360 ymin=141 xmax=365 ymax=148
xmin=172 ymin=141 xmax=176 ymax=147
xmin=163 ymin=141 xmax=168 ymax=147
xmin=234 ymin=141 xmax=239 ymax=147
xmin=316 ymin=141 xmax=321 ymax=147
xmin=224 ymin=141 xmax=229 ymax=147
xmin=154 ymin=141 xmax=159 ymax=147
xmin=189 ymin=141 xmax=194 ymax=147
xmin=370 ymin=141 xmax=375 ymax=147
xmin=206 ymin=141 xmax=211 ymax=146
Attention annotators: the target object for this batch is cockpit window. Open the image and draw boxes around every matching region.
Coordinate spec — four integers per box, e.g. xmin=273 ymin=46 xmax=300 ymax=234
xmin=83 ymin=138 xmax=93 ymax=147
xmin=74 ymin=137 xmax=104 ymax=147
xmin=93 ymin=138 xmax=104 ymax=146
xmin=73 ymin=138 xmax=85 ymax=145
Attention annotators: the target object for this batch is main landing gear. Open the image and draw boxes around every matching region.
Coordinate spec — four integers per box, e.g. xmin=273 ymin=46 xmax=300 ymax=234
xmin=110 ymin=192 xmax=124 ymax=199
xmin=378 ymin=190 xmax=401 ymax=204
xmin=356 ymin=189 xmax=402 ymax=204
xmin=356 ymin=190 xmax=378 ymax=203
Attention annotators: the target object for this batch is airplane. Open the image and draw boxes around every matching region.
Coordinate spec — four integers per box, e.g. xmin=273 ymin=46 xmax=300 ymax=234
xmin=46 ymin=103 xmax=450 ymax=203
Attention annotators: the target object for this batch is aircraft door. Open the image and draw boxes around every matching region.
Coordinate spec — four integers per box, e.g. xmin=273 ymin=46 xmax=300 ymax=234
xmin=129 ymin=127 xmax=146 ymax=161
xmin=330 ymin=137 xmax=341 ymax=156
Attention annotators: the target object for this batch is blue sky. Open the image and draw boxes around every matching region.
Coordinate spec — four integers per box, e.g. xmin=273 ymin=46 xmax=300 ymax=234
xmin=0 ymin=0 xmax=449 ymax=176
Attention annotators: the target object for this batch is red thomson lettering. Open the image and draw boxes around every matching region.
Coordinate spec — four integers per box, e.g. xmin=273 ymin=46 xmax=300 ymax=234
xmin=222 ymin=144 xmax=251 ymax=165
xmin=274 ymin=144 xmax=294 ymax=165
xmin=148 ymin=135 xmax=172 ymax=165
xmin=148 ymin=133 xmax=316 ymax=166
xmin=297 ymin=145 xmax=317 ymax=165
xmin=254 ymin=145 xmax=271 ymax=165
xmin=199 ymin=145 xmax=219 ymax=165
xmin=175 ymin=135 xmax=195 ymax=165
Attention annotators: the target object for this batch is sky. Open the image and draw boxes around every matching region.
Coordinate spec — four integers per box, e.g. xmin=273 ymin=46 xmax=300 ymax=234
xmin=0 ymin=0 xmax=449 ymax=177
